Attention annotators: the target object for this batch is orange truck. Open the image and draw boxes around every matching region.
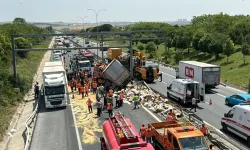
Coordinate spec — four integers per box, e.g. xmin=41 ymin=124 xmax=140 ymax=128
xmin=108 ymin=48 xmax=122 ymax=60
xmin=149 ymin=121 xmax=211 ymax=150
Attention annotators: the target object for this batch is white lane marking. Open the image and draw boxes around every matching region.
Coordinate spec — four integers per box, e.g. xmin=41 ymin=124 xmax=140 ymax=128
xmin=141 ymin=105 xmax=162 ymax=122
xmin=67 ymin=64 xmax=83 ymax=150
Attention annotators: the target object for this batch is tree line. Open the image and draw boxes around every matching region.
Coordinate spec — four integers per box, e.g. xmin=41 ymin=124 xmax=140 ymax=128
xmin=125 ymin=13 xmax=250 ymax=64
xmin=0 ymin=18 xmax=53 ymax=106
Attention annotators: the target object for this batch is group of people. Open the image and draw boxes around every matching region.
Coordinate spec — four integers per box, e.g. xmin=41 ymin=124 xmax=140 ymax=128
xmin=140 ymin=124 xmax=153 ymax=144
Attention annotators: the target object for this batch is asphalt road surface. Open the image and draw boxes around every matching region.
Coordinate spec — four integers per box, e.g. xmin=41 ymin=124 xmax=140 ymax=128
xmin=30 ymin=51 xmax=80 ymax=150
xmin=74 ymin=38 xmax=249 ymax=148
xmin=63 ymin=44 xmax=161 ymax=149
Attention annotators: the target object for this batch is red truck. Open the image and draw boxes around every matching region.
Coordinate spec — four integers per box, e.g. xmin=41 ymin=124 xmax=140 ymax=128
xmin=100 ymin=111 xmax=154 ymax=150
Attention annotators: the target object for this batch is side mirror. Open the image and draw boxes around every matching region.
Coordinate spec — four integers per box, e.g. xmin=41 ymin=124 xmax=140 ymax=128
xmin=224 ymin=113 xmax=227 ymax=117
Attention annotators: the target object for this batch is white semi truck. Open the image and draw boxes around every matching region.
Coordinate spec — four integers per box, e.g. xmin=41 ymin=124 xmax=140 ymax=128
xmin=41 ymin=63 xmax=67 ymax=108
xmin=176 ymin=61 xmax=220 ymax=101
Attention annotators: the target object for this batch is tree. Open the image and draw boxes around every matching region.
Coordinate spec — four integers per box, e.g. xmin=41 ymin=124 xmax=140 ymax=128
xmin=15 ymin=37 xmax=32 ymax=58
xmin=145 ymin=42 xmax=156 ymax=53
xmin=241 ymin=43 xmax=250 ymax=64
xmin=223 ymin=38 xmax=235 ymax=63
xmin=0 ymin=35 xmax=11 ymax=58
xmin=137 ymin=44 xmax=144 ymax=51
xmin=13 ymin=18 xmax=26 ymax=24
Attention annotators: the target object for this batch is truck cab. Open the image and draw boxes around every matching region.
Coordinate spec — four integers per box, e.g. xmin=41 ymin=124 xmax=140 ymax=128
xmin=150 ymin=121 xmax=210 ymax=150
xmin=78 ymin=60 xmax=91 ymax=74
xmin=167 ymin=79 xmax=199 ymax=105
xmin=41 ymin=65 xmax=67 ymax=108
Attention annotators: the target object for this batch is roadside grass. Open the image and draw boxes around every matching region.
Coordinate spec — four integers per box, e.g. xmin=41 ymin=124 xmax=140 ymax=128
xmin=0 ymin=38 xmax=51 ymax=141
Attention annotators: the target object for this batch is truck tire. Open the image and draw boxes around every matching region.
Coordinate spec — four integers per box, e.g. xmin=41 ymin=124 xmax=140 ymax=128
xmin=247 ymin=137 xmax=250 ymax=146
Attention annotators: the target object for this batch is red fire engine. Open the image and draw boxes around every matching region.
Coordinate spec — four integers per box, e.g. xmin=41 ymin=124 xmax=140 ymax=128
xmin=100 ymin=111 xmax=154 ymax=150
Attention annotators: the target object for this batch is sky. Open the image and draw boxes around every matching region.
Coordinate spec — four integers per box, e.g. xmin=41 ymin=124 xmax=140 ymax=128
xmin=0 ymin=0 xmax=250 ymax=23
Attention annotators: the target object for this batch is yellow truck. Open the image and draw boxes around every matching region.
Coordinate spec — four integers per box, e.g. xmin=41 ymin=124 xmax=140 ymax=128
xmin=107 ymin=48 xmax=122 ymax=60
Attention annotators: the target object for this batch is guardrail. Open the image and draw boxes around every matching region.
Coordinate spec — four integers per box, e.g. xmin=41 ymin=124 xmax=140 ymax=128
xmin=23 ymin=91 xmax=40 ymax=150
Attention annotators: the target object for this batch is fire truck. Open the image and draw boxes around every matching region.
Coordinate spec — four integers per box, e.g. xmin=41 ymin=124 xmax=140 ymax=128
xmin=100 ymin=111 xmax=154 ymax=150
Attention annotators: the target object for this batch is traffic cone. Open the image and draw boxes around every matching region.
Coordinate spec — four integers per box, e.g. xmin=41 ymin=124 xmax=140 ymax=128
xmin=209 ymin=98 xmax=212 ymax=105
xmin=72 ymin=94 xmax=75 ymax=99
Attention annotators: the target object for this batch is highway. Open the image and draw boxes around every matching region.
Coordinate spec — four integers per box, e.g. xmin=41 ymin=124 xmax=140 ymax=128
xmin=63 ymin=43 xmax=162 ymax=150
xmin=74 ymin=38 xmax=249 ymax=148
xmin=30 ymin=51 xmax=81 ymax=150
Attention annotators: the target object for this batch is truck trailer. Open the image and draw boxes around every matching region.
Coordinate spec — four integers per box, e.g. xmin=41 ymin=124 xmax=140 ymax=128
xmin=176 ymin=61 xmax=220 ymax=101
xmin=41 ymin=64 xmax=67 ymax=108
xmin=100 ymin=111 xmax=154 ymax=150
xmin=150 ymin=121 xmax=211 ymax=150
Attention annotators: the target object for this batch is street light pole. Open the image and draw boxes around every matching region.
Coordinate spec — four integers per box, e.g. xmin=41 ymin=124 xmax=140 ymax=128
xmin=87 ymin=8 xmax=106 ymax=61
xmin=77 ymin=16 xmax=88 ymax=47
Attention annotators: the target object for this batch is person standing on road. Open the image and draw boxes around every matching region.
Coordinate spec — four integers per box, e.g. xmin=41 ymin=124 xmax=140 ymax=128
xmin=96 ymin=101 xmax=103 ymax=117
xmin=86 ymin=98 xmax=93 ymax=113
xmin=200 ymin=123 xmax=208 ymax=136
xmin=92 ymin=81 xmax=97 ymax=94
xmin=133 ymin=93 xmax=139 ymax=109
xmin=190 ymin=97 xmax=198 ymax=112
xmin=107 ymin=103 xmax=113 ymax=117
xmin=85 ymin=84 xmax=89 ymax=97
xmin=80 ymin=86 xmax=85 ymax=99
xmin=119 ymin=91 xmax=124 ymax=107
xmin=34 ymin=82 xmax=39 ymax=99
xmin=145 ymin=125 xmax=153 ymax=144
xmin=140 ymin=124 xmax=147 ymax=141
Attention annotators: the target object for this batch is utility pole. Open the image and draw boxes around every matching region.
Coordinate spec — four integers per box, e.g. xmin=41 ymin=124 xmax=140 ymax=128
xmin=77 ymin=16 xmax=88 ymax=47
xmin=87 ymin=8 xmax=106 ymax=61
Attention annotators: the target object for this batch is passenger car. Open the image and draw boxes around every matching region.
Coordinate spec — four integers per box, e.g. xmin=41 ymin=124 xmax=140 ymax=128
xmin=225 ymin=94 xmax=250 ymax=106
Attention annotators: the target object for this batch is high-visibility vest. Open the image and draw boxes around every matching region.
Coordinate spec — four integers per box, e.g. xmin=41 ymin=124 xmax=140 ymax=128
xmin=140 ymin=127 xmax=147 ymax=136
xmin=77 ymin=83 xmax=81 ymax=88
xmin=145 ymin=129 xmax=152 ymax=138
xmin=107 ymin=104 xmax=112 ymax=110
xmin=85 ymin=85 xmax=89 ymax=92
xmin=87 ymin=100 xmax=92 ymax=106
xmin=201 ymin=126 xmax=207 ymax=135
xmin=92 ymin=83 xmax=97 ymax=88
xmin=109 ymin=89 xmax=113 ymax=96
xmin=80 ymin=87 xmax=85 ymax=93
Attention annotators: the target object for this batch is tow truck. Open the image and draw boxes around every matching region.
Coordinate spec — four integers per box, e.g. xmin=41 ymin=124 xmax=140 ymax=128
xmin=100 ymin=111 xmax=154 ymax=150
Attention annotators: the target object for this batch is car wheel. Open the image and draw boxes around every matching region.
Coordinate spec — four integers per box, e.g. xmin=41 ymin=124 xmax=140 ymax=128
xmin=225 ymin=99 xmax=229 ymax=106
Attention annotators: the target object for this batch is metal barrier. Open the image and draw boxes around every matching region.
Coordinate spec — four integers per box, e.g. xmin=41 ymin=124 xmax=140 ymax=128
xmin=23 ymin=91 xmax=40 ymax=150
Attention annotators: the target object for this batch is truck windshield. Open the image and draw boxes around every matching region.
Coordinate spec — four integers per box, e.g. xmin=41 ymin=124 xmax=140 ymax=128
xmin=79 ymin=62 xmax=91 ymax=68
xmin=45 ymin=85 xmax=65 ymax=95
xmin=179 ymin=136 xmax=208 ymax=150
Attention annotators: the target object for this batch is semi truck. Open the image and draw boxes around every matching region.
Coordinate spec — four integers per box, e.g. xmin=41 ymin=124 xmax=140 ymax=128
xmin=41 ymin=64 xmax=67 ymax=108
xmin=176 ymin=61 xmax=220 ymax=101
xmin=102 ymin=59 xmax=130 ymax=87
xmin=150 ymin=121 xmax=211 ymax=150
xmin=100 ymin=111 xmax=154 ymax=150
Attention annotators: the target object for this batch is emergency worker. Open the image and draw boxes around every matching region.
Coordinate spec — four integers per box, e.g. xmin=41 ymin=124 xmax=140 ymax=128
xmin=96 ymin=101 xmax=103 ymax=117
xmin=34 ymin=82 xmax=39 ymax=99
xmin=70 ymin=80 xmax=74 ymax=92
xmin=80 ymin=86 xmax=85 ymax=99
xmin=145 ymin=125 xmax=153 ymax=144
xmin=140 ymin=124 xmax=147 ymax=141
xmin=167 ymin=109 xmax=176 ymax=117
xmin=119 ymin=91 xmax=124 ymax=107
xmin=86 ymin=98 xmax=93 ymax=113
xmin=92 ymin=82 xmax=97 ymax=94
xmin=107 ymin=103 xmax=113 ymax=117
xmin=200 ymin=123 xmax=208 ymax=136
xmin=133 ymin=94 xmax=139 ymax=109
xmin=85 ymin=84 xmax=89 ymax=97
xmin=77 ymin=82 xmax=81 ymax=95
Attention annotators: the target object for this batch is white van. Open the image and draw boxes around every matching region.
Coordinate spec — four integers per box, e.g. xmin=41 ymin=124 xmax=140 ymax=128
xmin=221 ymin=104 xmax=250 ymax=145
xmin=167 ymin=79 xmax=199 ymax=105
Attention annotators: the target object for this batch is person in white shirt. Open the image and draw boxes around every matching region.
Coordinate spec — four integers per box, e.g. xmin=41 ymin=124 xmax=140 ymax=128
xmin=190 ymin=97 xmax=197 ymax=112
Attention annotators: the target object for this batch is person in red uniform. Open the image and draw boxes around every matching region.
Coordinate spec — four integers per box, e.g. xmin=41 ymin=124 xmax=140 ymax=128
xmin=200 ymin=123 xmax=208 ymax=136
xmin=140 ymin=124 xmax=147 ymax=141
xmin=109 ymin=88 xmax=113 ymax=97
xmin=145 ymin=125 xmax=153 ymax=144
